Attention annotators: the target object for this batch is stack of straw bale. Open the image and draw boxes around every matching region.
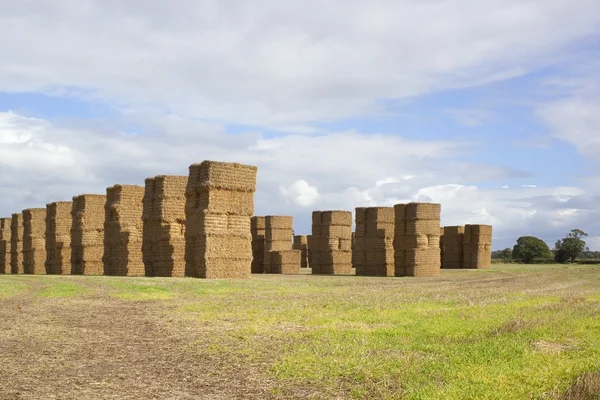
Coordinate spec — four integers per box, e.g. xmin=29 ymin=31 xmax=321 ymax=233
xmin=23 ymin=208 xmax=47 ymax=274
xmin=10 ymin=213 xmax=23 ymax=274
xmin=45 ymin=202 xmax=72 ymax=275
xmin=263 ymin=216 xmax=294 ymax=273
xmin=71 ymin=194 xmax=106 ymax=275
xmin=292 ymin=235 xmax=309 ymax=268
xmin=0 ymin=218 xmax=10 ymax=274
xmin=394 ymin=203 xmax=441 ymax=277
xmin=251 ymin=216 xmax=266 ymax=273
xmin=441 ymin=226 xmax=464 ymax=269
xmin=354 ymin=207 xmax=395 ymax=276
xmin=311 ymin=211 xmax=352 ymax=275
xmin=307 ymin=234 xmax=313 ymax=268
xmin=103 ymin=185 xmax=145 ymax=276
xmin=463 ymin=224 xmax=493 ymax=269
xmin=439 ymin=227 xmax=445 ymax=268
xmin=185 ymin=161 xmax=257 ymax=279
xmin=142 ymin=175 xmax=187 ymax=277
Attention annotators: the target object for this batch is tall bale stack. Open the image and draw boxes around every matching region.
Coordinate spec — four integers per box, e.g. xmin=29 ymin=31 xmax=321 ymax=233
xmin=311 ymin=211 xmax=352 ymax=275
xmin=463 ymin=224 xmax=493 ymax=269
xmin=103 ymin=185 xmax=145 ymax=276
xmin=441 ymin=226 xmax=464 ymax=269
xmin=184 ymin=161 xmax=257 ymax=279
xmin=22 ymin=208 xmax=47 ymax=275
xmin=45 ymin=202 xmax=72 ymax=275
xmin=142 ymin=175 xmax=187 ymax=277
xmin=251 ymin=216 xmax=266 ymax=273
xmin=263 ymin=216 xmax=294 ymax=273
xmin=354 ymin=207 xmax=395 ymax=276
xmin=293 ymin=235 xmax=309 ymax=268
xmin=10 ymin=213 xmax=23 ymax=274
xmin=0 ymin=218 xmax=10 ymax=274
xmin=439 ymin=227 xmax=444 ymax=268
xmin=394 ymin=203 xmax=441 ymax=277
xmin=71 ymin=194 xmax=106 ymax=275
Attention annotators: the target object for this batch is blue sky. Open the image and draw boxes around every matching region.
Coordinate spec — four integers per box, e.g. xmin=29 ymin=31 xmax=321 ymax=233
xmin=1 ymin=0 xmax=600 ymax=250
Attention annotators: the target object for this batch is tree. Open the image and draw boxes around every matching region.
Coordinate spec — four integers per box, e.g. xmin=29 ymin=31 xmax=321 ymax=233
xmin=499 ymin=248 xmax=512 ymax=259
xmin=512 ymin=236 xmax=552 ymax=264
xmin=555 ymin=229 xmax=588 ymax=263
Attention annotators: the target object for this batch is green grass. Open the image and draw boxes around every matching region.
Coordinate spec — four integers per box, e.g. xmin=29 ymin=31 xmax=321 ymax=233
xmin=0 ymin=278 xmax=30 ymax=299
xmin=36 ymin=281 xmax=87 ymax=298
xmin=106 ymin=279 xmax=176 ymax=300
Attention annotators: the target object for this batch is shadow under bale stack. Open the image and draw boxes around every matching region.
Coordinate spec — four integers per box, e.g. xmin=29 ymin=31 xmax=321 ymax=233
xmin=45 ymin=201 xmax=72 ymax=275
xmin=354 ymin=207 xmax=395 ymax=277
xmin=23 ymin=208 xmax=47 ymax=275
xmin=185 ymin=161 xmax=257 ymax=279
xmin=463 ymin=225 xmax=492 ymax=269
xmin=143 ymin=175 xmax=187 ymax=277
xmin=311 ymin=211 xmax=352 ymax=275
xmin=263 ymin=216 xmax=294 ymax=274
xmin=10 ymin=213 xmax=23 ymax=274
xmin=394 ymin=203 xmax=441 ymax=277
xmin=442 ymin=226 xmax=464 ymax=269
xmin=71 ymin=194 xmax=106 ymax=275
xmin=0 ymin=218 xmax=10 ymax=274
xmin=250 ymin=216 xmax=266 ymax=273
xmin=103 ymin=185 xmax=145 ymax=277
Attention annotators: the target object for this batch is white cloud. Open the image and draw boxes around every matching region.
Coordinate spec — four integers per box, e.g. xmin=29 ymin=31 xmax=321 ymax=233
xmin=1 ymin=0 xmax=600 ymax=128
xmin=279 ymin=180 xmax=320 ymax=207
xmin=538 ymin=97 xmax=600 ymax=158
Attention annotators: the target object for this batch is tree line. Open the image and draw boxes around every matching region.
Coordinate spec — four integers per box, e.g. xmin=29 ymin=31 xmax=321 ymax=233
xmin=492 ymin=229 xmax=599 ymax=264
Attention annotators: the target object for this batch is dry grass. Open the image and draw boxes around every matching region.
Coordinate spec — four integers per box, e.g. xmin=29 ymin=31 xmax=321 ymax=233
xmin=0 ymin=264 xmax=599 ymax=399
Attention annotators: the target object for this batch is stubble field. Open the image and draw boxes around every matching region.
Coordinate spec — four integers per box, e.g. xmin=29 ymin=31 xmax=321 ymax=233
xmin=1 ymin=265 xmax=599 ymax=399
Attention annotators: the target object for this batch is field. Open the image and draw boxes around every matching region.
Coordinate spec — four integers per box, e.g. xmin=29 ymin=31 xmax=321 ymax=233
xmin=1 ymin=265 xmax=599 ymax=399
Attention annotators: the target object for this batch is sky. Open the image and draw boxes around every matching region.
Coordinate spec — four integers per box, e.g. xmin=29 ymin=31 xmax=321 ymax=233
xmin=1 ymin=0 xmax=600 ymax=250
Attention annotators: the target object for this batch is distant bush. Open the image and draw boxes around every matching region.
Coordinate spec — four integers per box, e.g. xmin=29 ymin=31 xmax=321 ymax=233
xmin=576 ymin=259 xmax=600 ymax=265
xmin=491 ymin=258 xmax=517 ymax=264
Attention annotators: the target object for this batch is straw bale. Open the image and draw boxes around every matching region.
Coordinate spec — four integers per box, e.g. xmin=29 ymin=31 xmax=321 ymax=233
xmin=186 ymin=188 xmax=254 ymax=217
xmin=0 ymin=218 xmax=10 ymax=274
xmin=142 ymin=176 xmax=188 ymax=277
xmin=394 ymin=202 xmax=441 ymax=277
xmin=185 ymin=161 xmax=256 ymax=279
xmin=45 ymin=202 xmax=72 ymax=275
xmin=188 ymin=161 xmax=257 ymax=192
xmin=313 ymin=250 xmax=352 ymax=275
xmin=355 ymin=208 xmax=367 ymax=226
xmin=464 ymin=224 xmax=493 ymax=236
xmin=22 ymin=208 xmax=47 ymax=275
xmin=71 ymin=195 xmax=107 ymax=275
xmin=251 ymin=216 xmax=266 ymax=230
xmin=103 ymin=185 xmax=144 ymax=277
xmin=320 ymin=211 xmax=352 ymax=226
xmin=10 ymin=213 xmax=24 ymax=274
xmin=251 ymin=216 xmax=266 ymax=273
xmin=265 ymin=216 xmax=294 ymax=229
xmin=319 ymin=225 xmax=352 ymax=238
xmin=270 ymin=250 xmax=301 ymax=275
xmin=265 ymin=228 xmax=293 ymax=242
xmin=292 ymin=235 xmax=309 ymax=268
xmin=353 ymin=207 xmax=395 ymax=276
xmin=441 ymin=226 xmax=464 ymax=269
xmin=307 ymin=234 xmax=313 ymax=268
xmin=402 ymin=203 xmax=441 ymax=220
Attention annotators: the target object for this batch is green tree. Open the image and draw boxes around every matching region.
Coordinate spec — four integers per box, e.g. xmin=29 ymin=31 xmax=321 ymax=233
xmin=512 ymin=236 xmax=552 ymax=264
xmin=499 ymin=248 xmax=512 ymax=259
xmin=554 ymin=229 xmax=588 ymax=263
